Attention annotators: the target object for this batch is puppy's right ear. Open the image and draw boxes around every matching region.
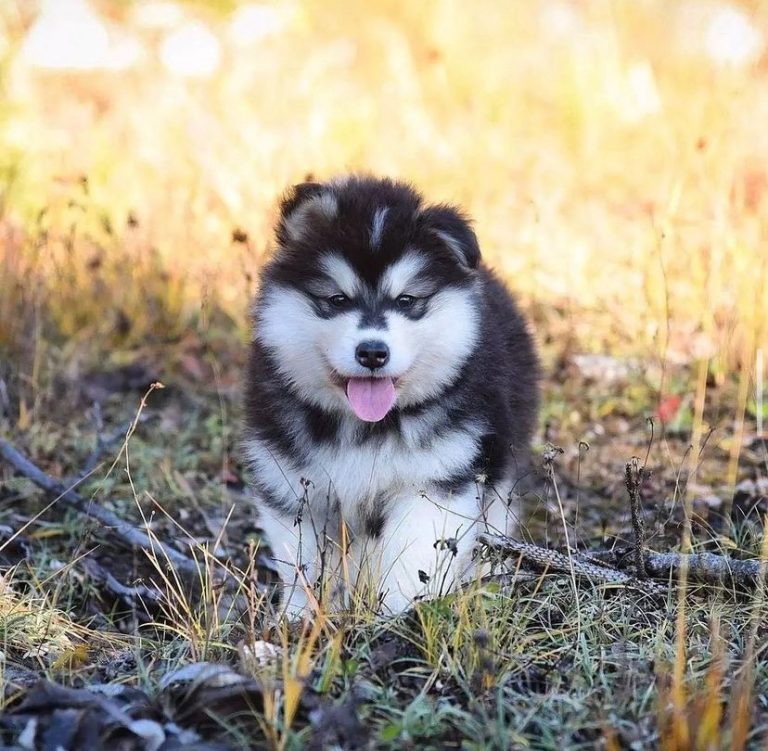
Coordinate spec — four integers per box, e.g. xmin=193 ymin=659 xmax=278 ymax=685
xmin=279 ymin=182 xmax=324 ymax=220
xmin=277 ymin=181 xmax=337 ymax=244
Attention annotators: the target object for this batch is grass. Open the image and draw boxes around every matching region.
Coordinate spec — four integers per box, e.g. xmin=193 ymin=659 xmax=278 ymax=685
xmin=1 ymin=367 xmax=766 ymax=748
xmin=1 ymin=0 xmax=768 ymax=748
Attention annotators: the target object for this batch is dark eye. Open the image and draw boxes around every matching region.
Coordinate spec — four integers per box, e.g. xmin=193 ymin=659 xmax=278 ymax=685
xmin=328 ymin=294 xmax=349 ymax=308
xmin=396 ymin=294 xmax=416 ymax=310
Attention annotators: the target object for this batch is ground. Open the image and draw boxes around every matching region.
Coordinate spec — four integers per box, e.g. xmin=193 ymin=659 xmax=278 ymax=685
xmin=1 ymin=1 xmax=768 ymax=749
xmin=1 ymin=329 xmax=766 ymax=749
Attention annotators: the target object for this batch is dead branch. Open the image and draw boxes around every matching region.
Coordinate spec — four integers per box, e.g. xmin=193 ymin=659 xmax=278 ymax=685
xmin=642 ymin=551 xmax=768 ymax=587
xmin=476 ymin=533 xmax=666 ymax=593
xmin=625 ymin=458 xmax=647 ymax=578
xmin=79 ymin=556 xmax=162 ymax=613
xmin=478 ymin=533 xmax=768 ymax=592
xmin=0 ymin=437 xmax=201 ymax=580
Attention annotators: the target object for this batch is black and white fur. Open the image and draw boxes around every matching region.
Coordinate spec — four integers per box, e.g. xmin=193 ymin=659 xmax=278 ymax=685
xmin=245 ymin=176 xmax=539 ymax=617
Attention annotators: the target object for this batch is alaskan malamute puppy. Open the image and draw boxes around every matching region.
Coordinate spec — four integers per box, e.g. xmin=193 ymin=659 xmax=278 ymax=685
xmin=245 ymin=176 xmax=539 ymax=617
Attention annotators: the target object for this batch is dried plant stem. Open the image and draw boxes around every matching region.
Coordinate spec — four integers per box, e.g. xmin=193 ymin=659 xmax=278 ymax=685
xmin=625 ymin=458 xmax=647 ymax=579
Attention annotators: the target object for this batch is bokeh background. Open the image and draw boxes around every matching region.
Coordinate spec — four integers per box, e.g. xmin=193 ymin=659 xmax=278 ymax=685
xmin=0 ymin=0 xmax=766 ymax=422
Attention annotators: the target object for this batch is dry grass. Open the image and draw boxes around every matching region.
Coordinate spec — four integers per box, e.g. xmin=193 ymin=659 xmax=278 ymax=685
xmin=1 ymin=0 xmax=767 ymax=374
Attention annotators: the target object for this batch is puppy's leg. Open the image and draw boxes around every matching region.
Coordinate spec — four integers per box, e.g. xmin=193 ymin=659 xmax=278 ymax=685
xmin=258 ymin=508 xmax=315 ymax=618
xmin=371 ymin=486 xmax=482 ymax=614
xmin=481 ymin=473 xmax=522 ymax=538
xmin=259 ymin=504 xmax=345 ymax=619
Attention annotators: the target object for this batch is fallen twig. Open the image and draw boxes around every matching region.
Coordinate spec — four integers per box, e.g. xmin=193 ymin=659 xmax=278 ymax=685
xmin=7 ymin=435 xmax=765 ymax=608
xmin=458 ymin=569 xmax=541 ymax=593
xmin=477 ymin=533 xmax=666 ymax=593
xmin=0 ymin=437 xmax=201 ymax=580
xmin=478 ymin=533 xmax=768 ymax=592
xmin=80 ymin=556 xmax=162 ymax=614
xmin=642 ymin=551 xmax=768 ymax=587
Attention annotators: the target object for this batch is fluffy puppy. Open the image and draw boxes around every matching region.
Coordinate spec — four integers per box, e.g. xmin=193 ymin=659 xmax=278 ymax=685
xmin=244 ymin=176 xmax=539 ymax=617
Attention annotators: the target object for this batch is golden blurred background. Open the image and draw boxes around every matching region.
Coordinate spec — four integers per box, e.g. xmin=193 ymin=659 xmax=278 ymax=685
xmin=0 ymin=0 xmax=766 ymax=383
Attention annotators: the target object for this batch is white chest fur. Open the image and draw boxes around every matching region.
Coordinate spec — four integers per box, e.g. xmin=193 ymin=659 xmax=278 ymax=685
xmin=245 ymin=413 xmax=484 ymax=526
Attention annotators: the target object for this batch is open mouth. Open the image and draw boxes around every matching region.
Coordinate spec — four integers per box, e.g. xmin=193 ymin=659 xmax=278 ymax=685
xmin=330 ymin=371 xmax=399 ymax=423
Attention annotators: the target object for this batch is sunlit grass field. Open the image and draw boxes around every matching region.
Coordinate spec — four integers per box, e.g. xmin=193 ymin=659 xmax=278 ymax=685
xmin=1 ymin=1 xmax=768 ymax=748
xmin=2 ymin=1 xmax=767 ymax=372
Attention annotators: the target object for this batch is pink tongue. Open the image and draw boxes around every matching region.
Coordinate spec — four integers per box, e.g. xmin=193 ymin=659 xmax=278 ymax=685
xmin=345 ymin=377 xmax=396 ymax=422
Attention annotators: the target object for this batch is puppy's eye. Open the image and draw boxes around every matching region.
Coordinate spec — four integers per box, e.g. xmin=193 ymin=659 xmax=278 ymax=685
xmin=328 ymin=294 xmax=349 ymax=308
xmin=396 ymin=294 xmax=416 ymax=310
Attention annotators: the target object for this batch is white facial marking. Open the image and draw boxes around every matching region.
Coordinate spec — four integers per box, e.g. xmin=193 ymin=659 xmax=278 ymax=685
xmin=370 ymin=206 xmax=389 ymax=249
xmin=256 ymin=270 xmax=480 ymax=416
xmin=317 ymin=192 xmax=338 ymax=219
xmin=319 ymin=254 xmax=364 ymax=298
xmin=256 ymin=283 xmax=378 ymax=414
xmin=379 ymin=252 xmax=427 ymax=297
xmin=383 ymin=284 xmax=480 ymax=406
xmin=256 ymin=285 xmax=346 ymax=409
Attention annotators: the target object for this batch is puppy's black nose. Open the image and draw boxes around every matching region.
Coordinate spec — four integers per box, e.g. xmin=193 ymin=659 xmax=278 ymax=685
xmin=355 ymin=340 xmax=389 ymax=370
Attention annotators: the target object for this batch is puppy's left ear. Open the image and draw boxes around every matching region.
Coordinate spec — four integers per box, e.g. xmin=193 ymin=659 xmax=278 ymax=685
xmin=420 ymin=205 xmax=481 ymax=269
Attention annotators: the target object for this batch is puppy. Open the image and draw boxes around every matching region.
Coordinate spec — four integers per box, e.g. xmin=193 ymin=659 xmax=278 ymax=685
xmin=244 ymin=176 xmax=539 ymax=617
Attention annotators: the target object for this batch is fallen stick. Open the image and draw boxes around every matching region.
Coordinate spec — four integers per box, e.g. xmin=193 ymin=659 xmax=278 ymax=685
xmin=642 ymin=551 xmax=768 ymax=587
xmin=7 ymin=436 xmax=765 ymax=602
xmin=478 ymin=533 xmax=768 ymax=591
xmin=80 ymin=556 xmax=162 ymax=614
xmin=477 ymin=533 xmax=666 ymax=593
xmin=0 ymin=437 xmax=201 ymax=580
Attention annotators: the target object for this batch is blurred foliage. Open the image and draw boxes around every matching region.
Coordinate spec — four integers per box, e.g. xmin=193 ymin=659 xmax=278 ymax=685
xmin=0 ymin=0 xmax=766 ymax=377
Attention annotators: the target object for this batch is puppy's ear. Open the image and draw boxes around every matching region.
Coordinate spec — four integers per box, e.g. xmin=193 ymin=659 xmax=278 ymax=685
xmin=279 ymin=181 xmax=324 ymax=219
xmin=420 ymin=205 xmax=481 ymax=269
xmin=277 ymin=182 xmax=337 ymax=243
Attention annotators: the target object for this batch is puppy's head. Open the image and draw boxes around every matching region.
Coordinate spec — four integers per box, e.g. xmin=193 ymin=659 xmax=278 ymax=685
xmin=254 ymin=176 xmax=481 ymax=421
